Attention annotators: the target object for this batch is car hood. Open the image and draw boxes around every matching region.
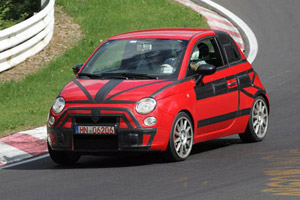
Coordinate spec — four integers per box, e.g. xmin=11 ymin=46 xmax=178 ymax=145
xmin=59 ymin=79 xmax=175 ymax=103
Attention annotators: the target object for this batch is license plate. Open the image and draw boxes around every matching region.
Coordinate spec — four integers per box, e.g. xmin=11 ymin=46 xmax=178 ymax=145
xmin=75 ymin=126 xmax=115 ymax=135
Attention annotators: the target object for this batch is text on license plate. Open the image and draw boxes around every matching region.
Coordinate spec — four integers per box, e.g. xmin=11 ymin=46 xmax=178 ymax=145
xmin=75 ymin=126 xmax=115 ymax=135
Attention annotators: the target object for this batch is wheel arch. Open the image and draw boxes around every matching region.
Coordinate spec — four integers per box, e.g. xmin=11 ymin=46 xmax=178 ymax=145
xmin=179 ymin=109 xmax=195 ymax=134
xmin=255 ymin=92 xmax=270 ymax=113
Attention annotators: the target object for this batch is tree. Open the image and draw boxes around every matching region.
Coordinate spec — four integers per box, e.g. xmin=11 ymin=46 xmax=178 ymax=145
xmin=0 ymin=0 xmax=40 ymax=29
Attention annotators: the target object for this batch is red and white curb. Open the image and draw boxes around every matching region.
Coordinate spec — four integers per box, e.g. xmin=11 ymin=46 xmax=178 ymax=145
xmin=0 ymin=0 xmax=256 ymax=167
xmin=0 ymin=126 xmax=47 ymax=166
xmin=175 ymin=0 xmax=244 ymax=51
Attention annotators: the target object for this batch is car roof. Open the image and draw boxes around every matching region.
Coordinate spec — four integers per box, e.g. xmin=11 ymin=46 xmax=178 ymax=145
xmin=108 ymin=28 xmax=216 ymax=40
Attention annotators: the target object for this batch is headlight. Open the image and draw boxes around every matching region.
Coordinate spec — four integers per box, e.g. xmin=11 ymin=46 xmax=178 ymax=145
xmin=135 ymin=98 xmax=156 ymax=114
xmin=52 ymin=97 xmax=65 ymax=114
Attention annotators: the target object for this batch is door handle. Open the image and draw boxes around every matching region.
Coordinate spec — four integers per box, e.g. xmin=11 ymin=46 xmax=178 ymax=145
xmin=228 ymin=81 xmax=237 ymax=86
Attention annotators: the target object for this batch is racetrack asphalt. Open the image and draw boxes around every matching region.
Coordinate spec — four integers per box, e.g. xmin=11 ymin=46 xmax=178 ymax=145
xmin=1 ymin=0 xmax=300 ymax=199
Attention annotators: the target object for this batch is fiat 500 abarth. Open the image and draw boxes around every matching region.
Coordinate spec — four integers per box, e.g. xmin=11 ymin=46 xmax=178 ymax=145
xmin=47 ymin=28 xmax=269 ymax=164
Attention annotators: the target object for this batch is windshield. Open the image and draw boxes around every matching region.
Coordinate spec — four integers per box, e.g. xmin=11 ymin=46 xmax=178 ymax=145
xmin=80 ymin=39 xmax=188 ymax=79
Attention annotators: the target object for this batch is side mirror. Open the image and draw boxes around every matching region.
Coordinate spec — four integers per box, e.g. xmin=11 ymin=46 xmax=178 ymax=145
xmin=197 ymin=64 xmax=216 ymax=75
xmin=73 ymin=64 xmax=83 ymax=75
xmin=195 ymin=64 xmax=216 ymax=85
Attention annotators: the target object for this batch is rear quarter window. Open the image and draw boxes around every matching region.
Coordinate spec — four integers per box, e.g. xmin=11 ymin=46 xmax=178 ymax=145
xmin=223 ymin=39 xmax=241 ymax=64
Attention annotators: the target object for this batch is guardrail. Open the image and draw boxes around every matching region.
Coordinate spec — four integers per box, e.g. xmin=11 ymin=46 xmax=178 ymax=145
xmin=0 ymin=0 xmax=55 ymax=73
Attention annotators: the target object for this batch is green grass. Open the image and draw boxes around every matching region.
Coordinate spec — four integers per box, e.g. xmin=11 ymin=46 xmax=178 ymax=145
xmin=0 ymin=0 xmax=208 ymax=137
xmin=0 ymin=19 xmax=20 ymax=30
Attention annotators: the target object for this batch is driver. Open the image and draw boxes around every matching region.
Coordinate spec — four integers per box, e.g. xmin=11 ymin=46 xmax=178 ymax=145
xmin=190 ymin=43 xmax=210 ymax=71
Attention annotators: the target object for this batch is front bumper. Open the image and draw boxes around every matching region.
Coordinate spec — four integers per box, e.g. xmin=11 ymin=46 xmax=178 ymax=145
xmin=47 ymin=104 xmax=174 ymax=153
xmin=47 ymin=127 xmax=157 ymax=153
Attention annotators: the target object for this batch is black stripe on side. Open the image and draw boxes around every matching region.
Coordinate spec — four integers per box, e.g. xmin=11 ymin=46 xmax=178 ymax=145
xmin=252 ymin=85 xmax=263 ymax=91
xmin=94 ymin=80 xmax=123 ymax=103
xmin=194 ymin=68 xmax=254 ymax=101
xmin=197 ymin=108 xmax=251 ymax=128
xmin=150 ymin=77 xmax=194 ymax=98
xmin=240 ymin=88 xmax=255 ymax=98
xmin=106 ymin=80 xmax=169 ymax=101
xmin=198 ymin=112 xmax=236 ymax=128
xmin=240 ymin=88 xmax=266 ymax=99
xmin=73 ymin=79 xmax=94 ymax=103
xmin=254 ymin=89 xmax=266 ymax=97
xmin=194 ymin=82 xmax=214 ymax=100
xmin=237 ymin=68 xmax=253 ymax=77
xmin=252 ymin=71 xmax=256 ymax=84
xmin=238 ymin=108 xmax=252 ymax=116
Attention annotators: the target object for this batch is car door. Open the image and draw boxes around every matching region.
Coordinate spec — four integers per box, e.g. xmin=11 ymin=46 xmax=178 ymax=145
xmin=191 ymin=36 xmax=239 ymax=136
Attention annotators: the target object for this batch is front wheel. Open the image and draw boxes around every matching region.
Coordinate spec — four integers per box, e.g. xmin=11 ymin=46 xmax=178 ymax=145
xmin=165 ymin=112 xmax=194 ymax=161
xmin=48 ymin=143 xmax=81 ymax=165
xmin=239 ymin=96 xmax=269 ymax=142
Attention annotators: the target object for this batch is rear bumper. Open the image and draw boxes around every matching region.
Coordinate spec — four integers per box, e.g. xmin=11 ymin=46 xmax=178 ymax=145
xmin=47 ymin=127 xmax=158 ymax=153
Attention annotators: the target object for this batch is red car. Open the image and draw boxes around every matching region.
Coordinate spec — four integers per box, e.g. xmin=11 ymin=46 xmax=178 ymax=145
xmin=47 ymin=28 xmax=269 ymax=164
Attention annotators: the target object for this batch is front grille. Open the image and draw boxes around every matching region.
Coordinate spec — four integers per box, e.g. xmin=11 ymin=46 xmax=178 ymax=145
xmin=74 ymin=135 xmax=118 ymax=150
xmin=75 ymin=116 xmax=118 ymax=125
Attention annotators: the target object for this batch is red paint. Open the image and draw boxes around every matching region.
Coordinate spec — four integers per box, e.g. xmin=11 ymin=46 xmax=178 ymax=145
xmin=142 ymin=135 xmax=151 ymax=146
xmin=119 ymin=118 xmax=128 ymax=129
xmin=63 ymin=118 xmax=72 ymax=129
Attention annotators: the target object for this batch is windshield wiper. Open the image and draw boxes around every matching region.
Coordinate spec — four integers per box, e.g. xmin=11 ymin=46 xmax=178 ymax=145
xmin=122 ymin=73 xmax=158 ymax=79
xmin=100 ymin=73 xmax=129 ymax=79
xmin=77 ymin=72 xmax=102 ymax=79
xmin=79 ymin=72 xmax=158 ymax=80
xmin=101 ymin=72 xmax=157 ymax=79
xmin=78 ymin=72 xmax=126 ymax=79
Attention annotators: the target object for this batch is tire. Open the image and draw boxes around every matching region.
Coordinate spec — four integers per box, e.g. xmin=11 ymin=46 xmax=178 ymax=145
xmin=165 ymin=112 xmax=194 ymax=161
xmin=48 ymin=143 xmax=80 ymax=165
xmin=239 ymin=96 xmax=269 ymax=143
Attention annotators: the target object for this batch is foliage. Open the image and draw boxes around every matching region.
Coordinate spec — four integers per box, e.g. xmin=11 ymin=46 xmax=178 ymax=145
xmin=0 ymin=0 xmax=40 ymax=30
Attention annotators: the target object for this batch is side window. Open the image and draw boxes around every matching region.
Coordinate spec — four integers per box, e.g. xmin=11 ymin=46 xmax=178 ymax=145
xmin=223 ymin=40 xmax=241 ymax=63
xmin=188 ymin=38 xmax=224 ymax=76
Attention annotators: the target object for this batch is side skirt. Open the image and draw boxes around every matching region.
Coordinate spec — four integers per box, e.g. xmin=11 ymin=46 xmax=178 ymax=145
xmin=193 ymin=115 xmax=249 ymax=144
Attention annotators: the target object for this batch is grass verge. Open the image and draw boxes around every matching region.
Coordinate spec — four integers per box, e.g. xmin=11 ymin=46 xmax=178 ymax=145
xmin=0 ymin=0 xmax=208 ymax=137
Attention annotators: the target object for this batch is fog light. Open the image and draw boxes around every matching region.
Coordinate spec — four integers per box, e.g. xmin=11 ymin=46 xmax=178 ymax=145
xmin=144 ymin=117 xmax=157 ymax=126
xmin=48 ymin=116 xmax=55 ymax=126
xmin=47 ymin=135 xmax=52 ymax=146
xmin=47 ymin=132 xmax=55 ymax=146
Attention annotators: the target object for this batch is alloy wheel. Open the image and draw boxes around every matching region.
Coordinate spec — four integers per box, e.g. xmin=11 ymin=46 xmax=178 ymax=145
xmin=173 ymin=117 xmax=193 ymax=159
xmin=252 ymin=99 xmax=269 ymax=139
